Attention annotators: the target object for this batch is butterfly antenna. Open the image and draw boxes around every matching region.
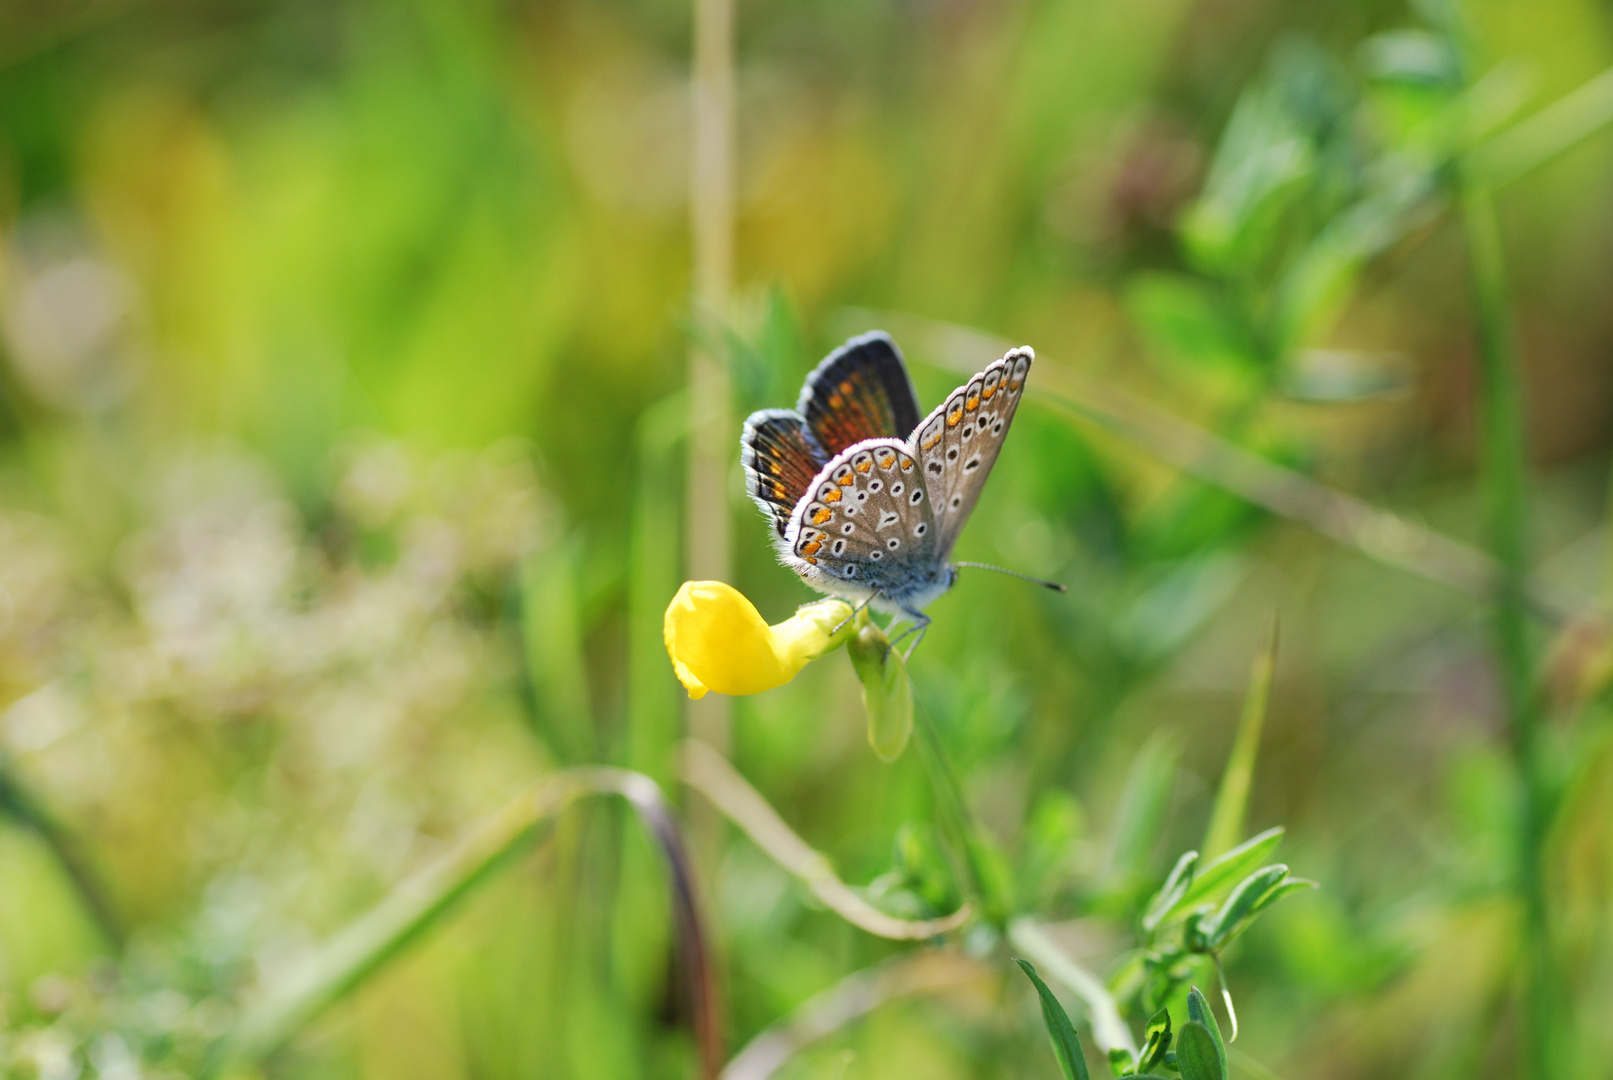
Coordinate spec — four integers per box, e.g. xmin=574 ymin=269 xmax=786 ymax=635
xmin=951 ymin=561 xmax=1067 ymax=593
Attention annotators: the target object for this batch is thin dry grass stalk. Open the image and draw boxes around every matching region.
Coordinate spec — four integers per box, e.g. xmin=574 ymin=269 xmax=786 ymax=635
xmin=681 ymin=739 xmax=972 ymax=940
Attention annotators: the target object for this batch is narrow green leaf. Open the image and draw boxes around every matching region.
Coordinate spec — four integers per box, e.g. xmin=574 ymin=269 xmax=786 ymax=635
xmin=1175 ymin=1022 xmax=1225 ymax=1080
xmin=1139 ymin=1007 xmax=1172 ymax=1071
xmin=1201 ymin=865 xmax=1290 ymax=949
xmin=1016 ymin=959 xmax=1092 ymax=1080
xmin=1103 ymin=732 xmax=1181 ymax=884
xmin=1204 ymin=617 xmax=1277 ymax=859
xmin=1165 ymin=827 xmax=1283 ymax=923
xmin=1187 ymin=987 xmax=1228 ymax=1077
xmin=1142 ymin=851 xmax=1197 ymax=933
xmin=1248 ymin=877 xmax=1318 ymax=917
xmin=1108 ymin=1048 xmax=1135 ymax=1077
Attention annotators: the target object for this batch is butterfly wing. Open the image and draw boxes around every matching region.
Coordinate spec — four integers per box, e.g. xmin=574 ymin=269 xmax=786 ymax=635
xmin=741 ymin=409 xmax=829 ymax=538
xmin=782 ymin=438 xmax=941 ymax=602
xmin=911 ymin=347 xmax=1033 ymax=556
xmin=798 ymin=332 xmax=922 ymax=457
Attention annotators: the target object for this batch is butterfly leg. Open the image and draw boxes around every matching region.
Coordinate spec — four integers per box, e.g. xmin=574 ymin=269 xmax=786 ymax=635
xmin=829 ymin=592 xmax=878 ymax=635
xmin=885 ymin=606 xmax=931 ymax=660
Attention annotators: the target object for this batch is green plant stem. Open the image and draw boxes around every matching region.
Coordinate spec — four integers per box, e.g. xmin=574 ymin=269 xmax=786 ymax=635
xmin=204 ymin=768 xmax=721 ymax=1080
xmin=0 ymin=757 xmax=122 ymax=949
xmin=909 ymin=698 xmax=991 ymax=911
xmin=1203 ymin=617 xmax=1278 ymax=860
xmin=1456 ymin=147 xmax=1555 ymax=1080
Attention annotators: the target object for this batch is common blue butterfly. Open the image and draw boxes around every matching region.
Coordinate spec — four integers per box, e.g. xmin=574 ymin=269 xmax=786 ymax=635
xmin=741 ymin=332 xmax=1036 ymax=638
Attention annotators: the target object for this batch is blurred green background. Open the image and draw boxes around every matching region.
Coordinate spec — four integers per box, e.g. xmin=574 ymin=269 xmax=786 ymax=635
xmin=1 ymin=0 xmax=1612 ymax=1077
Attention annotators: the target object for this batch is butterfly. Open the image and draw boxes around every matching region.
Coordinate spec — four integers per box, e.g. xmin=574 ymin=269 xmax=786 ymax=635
xmin=741 ymin=331 xmax=1035 ymax=642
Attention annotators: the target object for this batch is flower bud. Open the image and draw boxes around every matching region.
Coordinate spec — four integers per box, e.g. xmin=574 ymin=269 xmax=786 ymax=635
xmin=846 ymin=622 xmax=913 ymax=761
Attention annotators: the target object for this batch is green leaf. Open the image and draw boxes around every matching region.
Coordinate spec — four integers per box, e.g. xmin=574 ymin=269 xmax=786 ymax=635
xmin=1126 ymin=273 xmax=1258 ymax=377
xmin=1249 ymin=877 xmax=1319 ymax=917
xmin=1187 ymin=987 xmax=1228 ymax=1077
xmin=1142 ymin=851 xmax=1197 ymax=933
xmin=1199 ymin=864 xmax=1290 ymax=949
xmin=1108 ymin=1048 xmax=1135 ymax=1077
xmin=1174 ymin=1022 xmax=1224 ymax=1080
xmin=1163 ymin=827 xmax=1283 ymax=924
xmin=1203 ymin=617 xmax=1277 ymax=860
xmin=1015 ymin=959 xmax=1092 ymax=1080
xmin=1102 ymin=732 xmax=1181 ymax=886
xmin=1139 ymin=1007 xmax=1171 ymax=1072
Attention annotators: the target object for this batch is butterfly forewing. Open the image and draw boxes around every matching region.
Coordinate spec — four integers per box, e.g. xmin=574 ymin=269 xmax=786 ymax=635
xmin=798 ymin=332 xmax=922 ymax=456
xmin=912 ymin=347 xmax=1032 ymax=555
xmin=785 ymin=438 xmax=939 ymax=596
xmin=742 ymin=409 xmax=829 ymax=538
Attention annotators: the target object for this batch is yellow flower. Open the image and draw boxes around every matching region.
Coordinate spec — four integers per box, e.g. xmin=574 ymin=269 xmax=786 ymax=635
xmin=664 ymin=581 xmax=855 ymax=698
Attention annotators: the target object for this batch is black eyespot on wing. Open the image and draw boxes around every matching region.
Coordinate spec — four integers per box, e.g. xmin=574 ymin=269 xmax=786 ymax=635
xmin=798 ymin=332 xmax=922 ymax=455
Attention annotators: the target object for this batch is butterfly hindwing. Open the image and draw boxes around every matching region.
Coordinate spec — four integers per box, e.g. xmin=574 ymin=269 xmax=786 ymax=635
xmin=784 ymin=438 xmax=939 ymax=597
xmin=912 ymin=347 xmax=1033 ymax=555
xmin=798 ymin=332 xmax=922 ymax=457
xmin=741 ymin=409 xmax=829 ymax=538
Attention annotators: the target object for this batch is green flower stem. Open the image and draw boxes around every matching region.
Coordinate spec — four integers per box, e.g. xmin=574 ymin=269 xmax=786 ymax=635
xmin=1456 ymin=88 xmax=1557 ymax=1080
xmin=910 ymin=699 xmax=991 ymax=910
xmin=0 ymin=756 xmax=122 ymax=948
xmin=1008 ymin=917 xmax=1138 ymax=1059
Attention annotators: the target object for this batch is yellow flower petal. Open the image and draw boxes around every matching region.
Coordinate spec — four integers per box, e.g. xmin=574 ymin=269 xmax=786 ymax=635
xmin=664 ymin=581 xmax=853 ymax=698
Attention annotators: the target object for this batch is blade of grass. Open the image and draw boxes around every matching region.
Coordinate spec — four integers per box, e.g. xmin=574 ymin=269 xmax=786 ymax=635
xmin=1476 ymin=65 xmax=1613 ymax=187
xmin=1445 ymin=9 xmax=1556 ymax=1075
xmin=1007 ymin=917 xmax=1138 ymax=1058
xmin=1203 ymin=616 xmax=1279 ymax=859
xmin=681 ymin=740 xmax=971 ymax=939
xmin=0 ymin=755 xmax=122 ymax=948
xmin=204 ymin=767 xmax=722 ymax=1080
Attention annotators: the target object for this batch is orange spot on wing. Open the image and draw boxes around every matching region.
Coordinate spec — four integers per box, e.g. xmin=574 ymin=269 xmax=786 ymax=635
xmin=828 ymin=394 xmax=843 ymax=408
xmin=966 ymin=394 xmax=979 ymax=410
xmin=837 ymin=473 xmax=854 ymax=486
xmin=839 ymin=380 xmax=853 ymax=395
xmin=803 ymin=556 xmax=817 ymax=565
xmin=824 ymin=488 xmax=842 ymax=502
xmin=900 ymin=457 xmax=914 ymax=470
xmin=802 ymin=540 xmax=821 ymax=555
xmin=811 ymin=508 xmax=831 ymax=525
xmin=855 ymin=459 xmax=872 ymax=472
